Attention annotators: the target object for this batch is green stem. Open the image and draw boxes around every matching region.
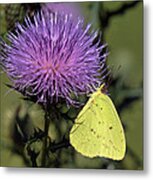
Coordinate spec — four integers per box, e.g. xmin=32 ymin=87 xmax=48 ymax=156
xmin=41 ymin=110 xmax=50 ymax=167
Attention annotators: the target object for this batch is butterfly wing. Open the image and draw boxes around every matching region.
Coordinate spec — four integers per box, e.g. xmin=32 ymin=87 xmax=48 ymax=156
xmin=70 ymin=91 xmax=126 ymax=160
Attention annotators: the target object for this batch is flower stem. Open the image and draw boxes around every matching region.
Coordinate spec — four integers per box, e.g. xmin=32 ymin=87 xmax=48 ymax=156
xmin=41 ymin=110 xmax=50 ymax=167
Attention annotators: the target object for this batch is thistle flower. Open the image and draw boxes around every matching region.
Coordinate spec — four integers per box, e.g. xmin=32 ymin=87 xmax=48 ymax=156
xmin=41 ymin=2 xmax=82 ymax=20
xmin=0 ymin=12 xmax=107 ymax=106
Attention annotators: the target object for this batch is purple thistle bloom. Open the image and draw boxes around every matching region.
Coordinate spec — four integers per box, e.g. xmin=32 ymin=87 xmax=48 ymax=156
xmin=0 ymin=12 xmax=107 ymax=106
xmin=42 ymin=2 xmax=82 ymax=20
xmin=42 ymin=2 xmax=80 ymax=14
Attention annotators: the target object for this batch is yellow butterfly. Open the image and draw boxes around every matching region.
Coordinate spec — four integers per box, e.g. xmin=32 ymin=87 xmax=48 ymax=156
xmin=69 ymin=84 xmax=126 ymax=160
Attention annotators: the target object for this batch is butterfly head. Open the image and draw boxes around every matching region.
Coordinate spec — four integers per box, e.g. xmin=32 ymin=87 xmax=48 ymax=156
xmin=99 ymin=83 xmax=108 ymax=94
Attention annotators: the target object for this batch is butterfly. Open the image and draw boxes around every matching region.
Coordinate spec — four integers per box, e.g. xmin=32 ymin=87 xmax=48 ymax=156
xmin=69 ymin=84 xmax=126 ymax=160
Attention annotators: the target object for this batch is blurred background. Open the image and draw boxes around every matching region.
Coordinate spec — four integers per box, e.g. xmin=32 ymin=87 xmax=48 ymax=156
xmin=0 ymin=1 xmax=143 ymax=169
